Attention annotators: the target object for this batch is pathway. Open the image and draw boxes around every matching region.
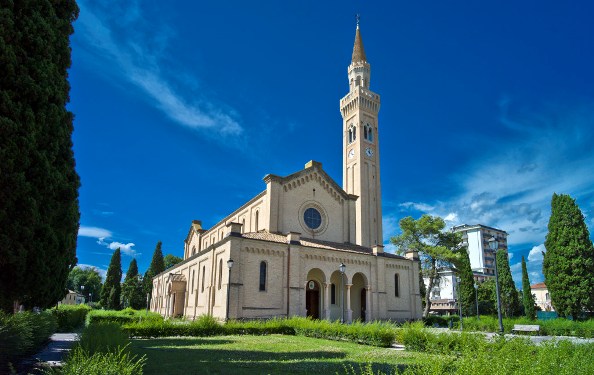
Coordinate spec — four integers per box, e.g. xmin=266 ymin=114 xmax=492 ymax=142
xmin=18 ymin=332 xmax=79 ymax=374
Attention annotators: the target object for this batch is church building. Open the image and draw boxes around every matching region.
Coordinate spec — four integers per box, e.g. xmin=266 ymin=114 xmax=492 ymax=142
xmin=150 ymin=22 xmax=423 ymax=322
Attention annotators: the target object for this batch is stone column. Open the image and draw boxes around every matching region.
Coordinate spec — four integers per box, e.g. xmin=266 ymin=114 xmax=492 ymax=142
xmin=324 ymin=282 xmax=331 ymax=320
xmin=365 ymin=285 xmax=372 ymax=322
xmin=346 ymin=284 xmax=353 ymax=323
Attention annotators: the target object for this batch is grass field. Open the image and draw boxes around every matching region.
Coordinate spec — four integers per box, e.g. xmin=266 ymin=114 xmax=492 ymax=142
xmin=130 ymin=335 xmax=436 ymax=375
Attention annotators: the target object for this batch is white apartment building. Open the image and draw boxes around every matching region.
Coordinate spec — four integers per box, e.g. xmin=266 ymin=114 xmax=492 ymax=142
xmin=453 ymin=224 xmax=508 ymax=279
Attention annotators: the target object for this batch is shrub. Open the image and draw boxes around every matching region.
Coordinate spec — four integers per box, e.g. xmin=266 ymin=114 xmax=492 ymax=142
xmin=0 ymin=311 xmax=57 ymax=372
xmin=79 ymin=323 xmax=129 ymax=354
xmin=44 ymin=345 xmax=146 ymax=375
xmin=86 ymin=308 xmax=162 ymax=326
xmin=285 ymin=317 xmax=396 ymax=347
xmin=123 ymin=315 xmax=224 ymax=338
xmin=52 ymin=305 xmax=92 ymax=332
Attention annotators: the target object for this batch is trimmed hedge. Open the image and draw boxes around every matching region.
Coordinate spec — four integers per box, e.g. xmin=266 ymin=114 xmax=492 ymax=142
xmin=86 ymin=308 xmax=163 ymax=326
xmin=462 ymin=316 xmax=594 ymax=338
xmin=0 ymin=311 xmax=57 ymax=372
xmin=123 ymin=316 xmax=396 ymax=347
xmin=52 ymin=304 xmax=92 ymax=332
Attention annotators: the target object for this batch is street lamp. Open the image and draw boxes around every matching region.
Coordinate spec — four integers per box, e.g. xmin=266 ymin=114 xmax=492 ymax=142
xmin=456 ymin=276 xmax=463 ymax=331
xmin=226 ymin=259 xmax=234 ymax=321
xmin=339 ymin=263 xmax=346 ymax=323
xmin=489 ymin=236 xmax=504 ymax=335
xmin=474 ymin=283 xmax=479 ymax=319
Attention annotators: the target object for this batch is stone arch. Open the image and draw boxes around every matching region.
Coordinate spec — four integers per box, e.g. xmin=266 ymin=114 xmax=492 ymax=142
xmin=329 ymin=270 xmax=347 ymax=322
xmin=351 ymin=272 xmax=369 ymax=322
xmin=305 ymin=268 xmax=327 ymax=319
xmin=166 ymin=273 xmax=187 ymax=319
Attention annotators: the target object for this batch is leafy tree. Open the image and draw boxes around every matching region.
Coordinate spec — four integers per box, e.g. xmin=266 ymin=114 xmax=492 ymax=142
xmin=543 ymin=193 xmax=594 ymax=319
xmin=496 ymin=250 xmax=521 ymax=317
xmin=418 ymin=261 xmax=427 ymax=309
xmin=477 ymin=279 xmax=496 ymax=315
xmin=164 ymin=254 xmax=183 ymax=269
xmin=0 ymin=0 xmax=80 ymax=312
xmin=143 ymin=241 xmax=165 ymax=302
xmin=101 ymin=248 xmax=122 ymax=310
xmin=391 ymin=215 xmax=463 ymax=317
xmin=122 ymin=259 xmax=145 ymax=309
xmin=521 ymin=256 xmax=536 ymax=319
xmin=66 ymin=266 xmax=102 ymax=303
xmin=458 ymin=249 xmax=476 ymax=316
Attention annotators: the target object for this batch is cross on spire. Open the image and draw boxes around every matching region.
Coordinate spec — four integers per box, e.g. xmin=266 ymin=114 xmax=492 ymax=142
xmin=356 ymin=14 xmax=360 ymax=29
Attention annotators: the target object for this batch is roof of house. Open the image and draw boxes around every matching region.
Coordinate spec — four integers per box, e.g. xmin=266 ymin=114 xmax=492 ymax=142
xmin=531 ymin=282 xmax=547 ymax=289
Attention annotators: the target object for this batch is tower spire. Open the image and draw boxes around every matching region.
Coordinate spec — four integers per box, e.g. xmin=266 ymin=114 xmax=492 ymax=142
xmin=351 ymin=15 xmax=367 ymax=63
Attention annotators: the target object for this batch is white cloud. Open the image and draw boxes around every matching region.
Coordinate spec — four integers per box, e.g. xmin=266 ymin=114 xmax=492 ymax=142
xmin=528 ymin=244 xmax=545 ymax=262
xmin=96 ymin=238 xmax=138 ymax=257
xmin=79 ymin=226 xmax=113 ymax=239
xmin=399 ymin=202 xmax=435 ymax=213
xmin=444 ymin=212 xmax=459 ymax=225
xmin=508 ymin=252 xmax=514 ymax=260
xmin=76 ymin=1 xmax=242 ymax=137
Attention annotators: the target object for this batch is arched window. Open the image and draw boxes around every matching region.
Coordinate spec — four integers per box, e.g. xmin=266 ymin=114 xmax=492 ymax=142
xmin=201 ymin=266 xmax=206 ymax=293
xmin=394 ymin=274 xmax=400 ymax=297
xmin=242 ymin=218 xmax=245 ymax=233
xmin=255 ymin=211 xmax=259 ymax=232
xmin=355 ymin=75 xmax=361 ymax=87
xmin=331 ymin=283 xmax=336 ymax=304
xmin=192 ymin=246 xmax=196 ymax=256
xmin=218 ymin=259 xmax=223 ymax=290
xmin=259 ymin=261 xmax=267 ymax=291
xmin=191 ymin=270 xmax=195 ymax=292
xmin=364 ymin=123 xmax=373 ymax=142
xmin=348 ymin=124 xmax=356 ymax=144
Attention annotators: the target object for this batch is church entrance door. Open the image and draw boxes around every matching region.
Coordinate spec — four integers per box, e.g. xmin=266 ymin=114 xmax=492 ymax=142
xmin=306 ymin=280 xmax=320 ymax=319
xmin=360 ymin=288 xmax=367 ymax=322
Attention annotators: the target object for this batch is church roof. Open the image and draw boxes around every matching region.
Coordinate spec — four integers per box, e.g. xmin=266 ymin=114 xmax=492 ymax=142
xmin=351 ymin=25 xmax=367 ymax=63
xmin=242 ymin=231 xmax=406 ymax=260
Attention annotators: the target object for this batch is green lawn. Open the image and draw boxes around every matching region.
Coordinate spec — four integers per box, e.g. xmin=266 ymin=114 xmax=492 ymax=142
xmin=130 ymin=335 xmax=437 ymax=375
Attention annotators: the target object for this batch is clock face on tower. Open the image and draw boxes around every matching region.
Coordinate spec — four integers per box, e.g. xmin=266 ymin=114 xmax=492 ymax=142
xmin=365 ymin=147 xmax=374 ymax=157
xmin=348 ymin=149 xmax=355 ymax=159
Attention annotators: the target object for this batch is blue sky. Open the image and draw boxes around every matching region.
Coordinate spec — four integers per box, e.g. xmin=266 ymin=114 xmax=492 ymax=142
xmin=71 ymin=1 xmax=594 ymax=288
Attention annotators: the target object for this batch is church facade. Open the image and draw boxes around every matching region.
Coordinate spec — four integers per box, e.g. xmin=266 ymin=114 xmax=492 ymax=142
xmin=150 ymin=23 xmax=423 ymax=322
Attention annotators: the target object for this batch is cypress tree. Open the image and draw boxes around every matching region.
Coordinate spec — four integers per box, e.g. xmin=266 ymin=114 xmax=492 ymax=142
xmin=496 ymin=250 xmax=521 ymax=317
xmin=543 ymin=193 xmax=594 ymax=319
xmin=477 ymin=279 xmax=496 ymax=315
xmin=521 ymin=256 xmax=536 ymax=319
xmin=457 ymin=249 xmax=476 ymax=316
xmin=122 ymin=259 xmax=145 ymax=309
xmin=143 ymin=241 xmax=165 ymax=302
xmin=0 ymin=0 xmax=80 ymax=312
xmin=101 ymin=248 xmax=122 ymax=310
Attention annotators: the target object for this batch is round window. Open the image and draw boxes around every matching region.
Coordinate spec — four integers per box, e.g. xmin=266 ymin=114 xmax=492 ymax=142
xmin=303 ymin=207 xmax=322 ymax=229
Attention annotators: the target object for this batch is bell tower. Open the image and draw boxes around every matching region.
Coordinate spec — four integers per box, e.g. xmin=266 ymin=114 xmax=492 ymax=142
xmin=340 ymin=19 xmax=383 ymax=247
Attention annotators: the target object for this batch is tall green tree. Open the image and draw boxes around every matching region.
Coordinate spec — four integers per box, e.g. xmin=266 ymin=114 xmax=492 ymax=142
xmin=66 ymin=266 xmax=102 ymax=303
xmin=496 ymin=250 xmax=521 ymax=317
xmin=0 ymin=0 xmax=80 ymax=312
xmin=391 ymin=215 xmax=463 ymax=317
xmin=543 ymin=193 xmax=594 ymax=319
xmin=164 ymin=254 xmax=183 ymax=270
xmin=101 ymin=248 xmax=122 ymax=310
xmin=477 ymin=279 xmax=496 ymax=315
xmin=458 ymin=249 xmax=476 ymax=316
xmin=143 ymin=241 xmax=166 ymax=302
xmin=521 ymin=256 xmax=536 ymax=319
xmin=122 ymin=259 xmax=145 ymax=309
